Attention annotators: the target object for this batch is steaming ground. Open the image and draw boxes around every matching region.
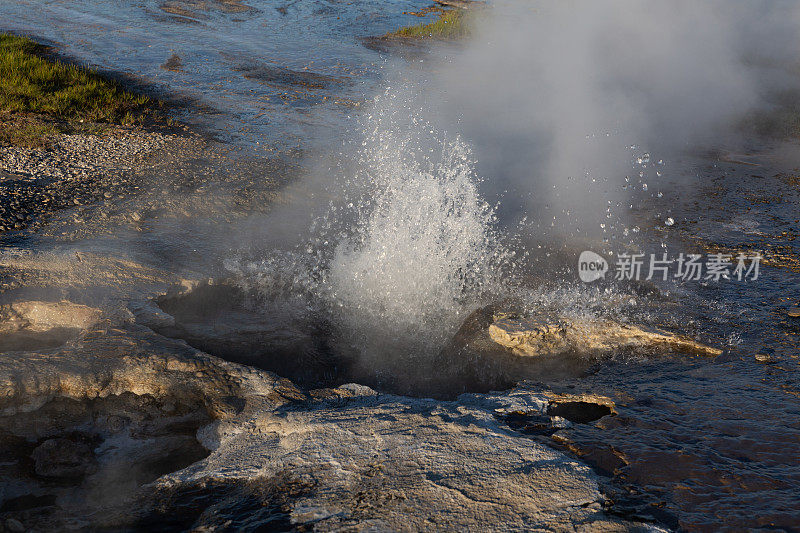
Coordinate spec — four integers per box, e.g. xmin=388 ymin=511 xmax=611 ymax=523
xmin=210 ymin=2 xmax=800 ymax=527
xmin=215 ymin=89 xmax=720 ymax=397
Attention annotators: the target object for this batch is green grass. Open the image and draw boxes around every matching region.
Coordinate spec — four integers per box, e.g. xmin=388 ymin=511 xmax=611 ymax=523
xmin=391 ymin=9 xmax=471 ymax=40
xmin=0 ymin=33 xmax=157 ymax=145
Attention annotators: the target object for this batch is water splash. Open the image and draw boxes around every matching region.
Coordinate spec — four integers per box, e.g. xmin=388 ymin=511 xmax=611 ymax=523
xmin=323 ymin=95 xmax=511 ymax=366
xmin=227 ymin=88 xmax=514 ymax=380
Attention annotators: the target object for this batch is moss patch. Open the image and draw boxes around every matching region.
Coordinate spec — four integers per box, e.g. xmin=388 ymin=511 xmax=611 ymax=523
xmin=390 ymin=9 xmax=471 ymax=40
xmin=0 ymin=33 xmax=160 ymax=146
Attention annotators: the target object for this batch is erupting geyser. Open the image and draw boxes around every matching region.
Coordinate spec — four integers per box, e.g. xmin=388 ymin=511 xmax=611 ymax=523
xmin=323 ymin=90 xmax=513 ymax=367
xmin=225 ymin=89 xmax=517 ymax=391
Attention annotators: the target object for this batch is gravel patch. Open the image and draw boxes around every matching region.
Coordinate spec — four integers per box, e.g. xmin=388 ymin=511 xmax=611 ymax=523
xmin=0 ymin=127 xmax=204 ymax=233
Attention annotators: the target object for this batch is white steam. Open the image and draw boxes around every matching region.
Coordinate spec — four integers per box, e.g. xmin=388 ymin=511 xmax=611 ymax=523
xmin=411 ymin=0 xmax=800 ymax=240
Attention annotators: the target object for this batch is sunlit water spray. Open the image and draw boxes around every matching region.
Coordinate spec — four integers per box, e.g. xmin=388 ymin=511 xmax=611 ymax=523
xmin=221 ymin=84 xmax=675 ymax=395
xmin=323 ymin=94 xmax=515 ymax=366
xmin=225 ymin=89 xmax=517 ymax=386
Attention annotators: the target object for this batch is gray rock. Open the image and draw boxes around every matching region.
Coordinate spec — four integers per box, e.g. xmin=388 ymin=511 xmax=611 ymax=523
xmin=160 ymin=391 xmax=623 ymax=531
xmin=31 ymin=437 xmax=97 ymax=479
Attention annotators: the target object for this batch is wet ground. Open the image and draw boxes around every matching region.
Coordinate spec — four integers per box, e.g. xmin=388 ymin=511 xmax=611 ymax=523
xmin=2 ymin=1 xmax=800 ymax=532
xmin=534 ymin=144 xmax=800 ymax=530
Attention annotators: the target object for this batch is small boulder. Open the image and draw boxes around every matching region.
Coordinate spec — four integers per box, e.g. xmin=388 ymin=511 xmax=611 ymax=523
xmin=488 ymin=315 xmax=722 ymax=358
xmin=31 ymin=437 xmax=98 ymax=479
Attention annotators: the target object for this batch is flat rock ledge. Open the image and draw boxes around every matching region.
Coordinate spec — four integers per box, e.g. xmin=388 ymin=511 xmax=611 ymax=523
xmin=0 ymin=305 xmax=660 ymax=531
xmin=153 ymin=389 xmax=637 ymax=532
xmin=0 ymin=300 xmax=102 ymax=333
xmin=488 ymin=315 xmax=722 ymax=358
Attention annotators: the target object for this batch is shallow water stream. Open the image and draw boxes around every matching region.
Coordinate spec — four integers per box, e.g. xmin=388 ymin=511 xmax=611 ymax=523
xmin=2 ymin=0 xmax=433 ymax=149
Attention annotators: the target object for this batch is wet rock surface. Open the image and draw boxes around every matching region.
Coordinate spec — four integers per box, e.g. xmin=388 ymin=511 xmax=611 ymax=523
xmin=153 ymin=284 xmax=721 ymax=401
xmin=153 ymin=281 xmax=345 ymax=390
xmin=0 ymin=312 xmax=655 ymax=531
xmin=432 ymin=303 xmax=724 ymax=399
xmin=145 ymin=388 xmax=640 ymax=532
